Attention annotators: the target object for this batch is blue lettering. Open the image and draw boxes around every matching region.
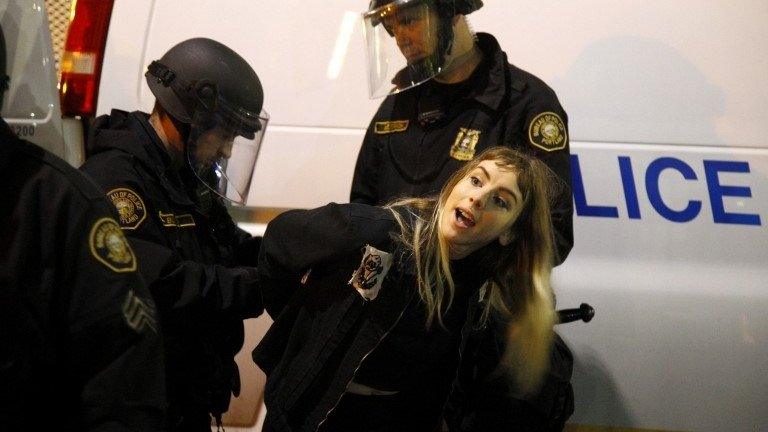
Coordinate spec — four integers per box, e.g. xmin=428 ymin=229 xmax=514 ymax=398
xmin=618 ymin=156 xmax=641 ymax=219
xmin=703 ymin=160 xmax=761 ymax=226
xmin=645 ymin=158 xmax=702 ymax=223
xmin=570 ymin=155 xmax=619 ymax=218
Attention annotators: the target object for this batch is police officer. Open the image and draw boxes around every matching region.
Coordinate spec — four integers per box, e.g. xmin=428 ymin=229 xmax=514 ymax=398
xmin=353 ymin=1 xmax=575 ymax=430
xmin=0 ymin=24 xmax=165 ymax=430
xmin=80 ymin=38 xmax=267 ymax=431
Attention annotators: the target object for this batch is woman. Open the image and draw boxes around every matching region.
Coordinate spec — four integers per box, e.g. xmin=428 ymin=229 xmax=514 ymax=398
xmin=254 ymin=147 xmax=559 ymax=431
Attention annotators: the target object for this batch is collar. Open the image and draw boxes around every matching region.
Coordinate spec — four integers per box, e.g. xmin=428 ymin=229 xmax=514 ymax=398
xmin=127 ymin=111 xmax=195 ymax=207
xmin=466 ymin=32 xmax=510 ymax=112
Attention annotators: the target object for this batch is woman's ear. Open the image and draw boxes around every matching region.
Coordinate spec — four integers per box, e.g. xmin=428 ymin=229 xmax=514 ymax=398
xmin=498 ymin=230 xmax=515 ymax=246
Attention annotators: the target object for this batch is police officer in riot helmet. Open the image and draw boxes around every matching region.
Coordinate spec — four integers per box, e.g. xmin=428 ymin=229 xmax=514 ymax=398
xmin=81 ymin=38 xmax=267 ymax=431
xmin=1 ymin=23 xmax=165 ymax=430
xmin=355 ymin=1 xmax=576 ymax=430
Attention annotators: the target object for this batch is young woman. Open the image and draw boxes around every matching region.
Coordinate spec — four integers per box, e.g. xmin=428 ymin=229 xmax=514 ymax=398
xmin=253 ymin=147 xmax=560 ymax=431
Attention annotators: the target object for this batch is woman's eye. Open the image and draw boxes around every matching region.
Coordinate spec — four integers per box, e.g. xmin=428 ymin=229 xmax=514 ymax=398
xmin=470 ymin=176 xmax=481 ymax=186
xmin=494 ymin=195 xmax=508 ymax=209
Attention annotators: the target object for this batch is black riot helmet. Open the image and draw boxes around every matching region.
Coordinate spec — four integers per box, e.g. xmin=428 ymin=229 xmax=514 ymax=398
xmin=145 ymin=38 xmax=269 ymax=205
xmin=363 ymin=0 xmax=483 ymax=97
xmin=368 ymin=0 xmax=483 ymax=16
xmin=1 ymin=23 xmax=8 ymax=109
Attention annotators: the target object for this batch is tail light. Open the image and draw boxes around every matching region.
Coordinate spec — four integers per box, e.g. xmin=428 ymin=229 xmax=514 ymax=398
xmin=59 ymin=0 xmax=115 ymax=117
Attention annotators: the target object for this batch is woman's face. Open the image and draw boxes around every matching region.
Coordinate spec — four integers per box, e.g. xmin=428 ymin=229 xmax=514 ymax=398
xmin=439 ymin=160 xmax=525 ymax=259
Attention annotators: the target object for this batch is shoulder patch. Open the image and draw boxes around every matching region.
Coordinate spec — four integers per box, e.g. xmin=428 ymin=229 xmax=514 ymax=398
xmin=450 ymin=128 xmax=481 ymax=161
xmin=89 ymin=217 xmax=137 ymax=273
xmin=348 ymin=245 xmax=393 ymax=301
xmin=107 ymin=188 xmax=147 ymax=229
xmin=374 ymin=120 xmax=409 ymax=134
xmin=528 ymin=112 xmax=567 ymax=152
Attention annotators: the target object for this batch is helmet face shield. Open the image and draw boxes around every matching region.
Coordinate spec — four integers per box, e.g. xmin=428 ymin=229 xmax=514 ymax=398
xmin=187 ymin=99 xmax=269 ymax=205
xmin=364 ymin=0 xmax=448 ymax=98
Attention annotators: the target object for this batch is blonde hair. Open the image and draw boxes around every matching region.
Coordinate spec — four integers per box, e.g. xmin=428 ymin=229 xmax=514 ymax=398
xmin=386 ymin=146 xmax=559 ymax=393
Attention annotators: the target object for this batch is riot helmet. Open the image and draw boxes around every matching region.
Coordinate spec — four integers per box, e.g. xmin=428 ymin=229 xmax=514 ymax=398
xmin=363 ymin=0 xmax=483 ymax=98
xmin=146 ymin=38 xmax=269 ymax=205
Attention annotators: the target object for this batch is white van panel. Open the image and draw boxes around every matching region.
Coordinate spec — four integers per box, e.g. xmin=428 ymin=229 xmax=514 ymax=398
xmin=1 ymin=0 xmax=65 ymax=158
xmin=557 ymin=141 xmax=767 ymax=431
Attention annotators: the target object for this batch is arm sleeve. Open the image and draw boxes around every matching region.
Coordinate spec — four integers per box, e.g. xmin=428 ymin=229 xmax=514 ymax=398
xmin=258 ymin=203 xmax=396 ymax=316
xmin=350 ymin=123 xmax=383 ymax=205
xmin=511 ymin=100 xmax=574 ymax=265
xmin=65 ymin=198 xmax=165 ymax=431
xmin=82 ymin=160 xmax=264 ymax=321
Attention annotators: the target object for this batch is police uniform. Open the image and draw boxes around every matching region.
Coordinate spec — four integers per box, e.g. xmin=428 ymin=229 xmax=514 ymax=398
xmin=352 ymin=33 xmax=575 ymax=431
xmin=0 ymin=119 xmax=165 ymax=430
xmin=80 ymin=110 xmax=263 ymax=430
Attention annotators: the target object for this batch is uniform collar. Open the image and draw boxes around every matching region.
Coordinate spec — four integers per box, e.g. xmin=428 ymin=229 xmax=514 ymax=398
xmin=466 ymin=32 xmax=510 ymax=112
xmin=127 ymin=111 xmax=196 ymax=207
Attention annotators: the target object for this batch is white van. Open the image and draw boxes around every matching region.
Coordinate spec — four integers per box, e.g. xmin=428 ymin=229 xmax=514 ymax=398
xmin=15 ymin=0 xmax=768 ymax=431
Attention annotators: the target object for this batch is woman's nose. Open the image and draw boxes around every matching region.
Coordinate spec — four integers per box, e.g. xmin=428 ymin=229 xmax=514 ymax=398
xmin=469 ymin=193 xmax=486 ymax=209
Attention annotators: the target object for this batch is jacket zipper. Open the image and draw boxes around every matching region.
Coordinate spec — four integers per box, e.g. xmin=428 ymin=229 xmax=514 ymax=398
xmin=315 ymin=294 xmax=414 ymax=431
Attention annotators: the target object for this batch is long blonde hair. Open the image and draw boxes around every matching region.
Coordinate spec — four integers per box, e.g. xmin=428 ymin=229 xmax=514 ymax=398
xmin=386 ymin=146 xmax=560 ymax=393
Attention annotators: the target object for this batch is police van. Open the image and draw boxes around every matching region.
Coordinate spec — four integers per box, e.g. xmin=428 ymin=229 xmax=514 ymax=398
xmin=8 ymin=0 xmax=767 ymax=431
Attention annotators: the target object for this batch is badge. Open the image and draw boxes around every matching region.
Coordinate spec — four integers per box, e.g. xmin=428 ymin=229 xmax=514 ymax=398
xmin=374 ymin=120 xmax=409 ymax=134
xmin=158 ymin=211 xmax=196 ymax=228
xmin=89 ymin=217 xmax=137 ymax=273
xmin=450 ymin=128 xmax=481 ymax=161
xmin=107 ymin=188 xmax=146 ymax=230
xmin=348 ymin=245 xmax=393 ymax=301
xmin=528 ymin=112 xmax=567 ymax=152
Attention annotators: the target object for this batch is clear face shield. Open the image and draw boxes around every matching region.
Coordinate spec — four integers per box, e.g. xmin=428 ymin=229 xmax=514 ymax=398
xmin=363 ymin=0 xmax=452 ymax=98
xmin=187 ymin=97 xmax=269 ymax=205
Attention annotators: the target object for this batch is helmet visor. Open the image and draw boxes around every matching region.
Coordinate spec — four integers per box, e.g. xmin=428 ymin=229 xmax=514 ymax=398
xmin=187 ymin=101 xmax=269 ymax=205
xmin=364 ymin=0 xmax=448 ymax=98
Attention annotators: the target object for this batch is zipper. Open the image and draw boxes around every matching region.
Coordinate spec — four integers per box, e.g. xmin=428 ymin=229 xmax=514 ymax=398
xmin=315 ymin=291 xmax=415 ymax=431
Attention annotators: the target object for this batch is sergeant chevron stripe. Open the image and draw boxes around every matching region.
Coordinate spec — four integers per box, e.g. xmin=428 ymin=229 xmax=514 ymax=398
xmin=122 ymin=290 xmax=158 ymax=333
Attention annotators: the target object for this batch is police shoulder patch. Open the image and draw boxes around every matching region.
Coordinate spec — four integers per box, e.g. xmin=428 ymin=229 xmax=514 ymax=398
xmin=89 ymin=217 xmax=137 ymax=273
xmin=374 ymin=120 xmax=409 ymax=134
xmin=107 ymin=187 xmax=147 ymax=229
xmin=528 ymin=112 xmax=568 ymax=152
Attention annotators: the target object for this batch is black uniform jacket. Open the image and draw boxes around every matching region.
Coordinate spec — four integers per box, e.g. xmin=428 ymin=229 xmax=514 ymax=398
xmin=351 ymin=32 xmax=573 ymax=264
xmin=253 ymin=203 xmax=510 ymax=432
xmin=0 ymin=120 xmax=165 ymax=430
xmin=80 ymin=110 xmax=263 ymax=426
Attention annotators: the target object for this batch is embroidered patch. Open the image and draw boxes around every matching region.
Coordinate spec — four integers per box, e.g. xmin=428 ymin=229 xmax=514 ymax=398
xmin=158 ymin=211 xmax=177 ymax=227
xmin=89 ymin=217 xmax=137 ymax=273
xmin=374 ymin=120 xmax=409 ymax=134
xmin=122 ymin=290 xmax=158 ymax=333
xmin=528 ymin=112 xmax=567 ymax=152
xmin=450 ymin=128 xmax=481 ymax=161
xmin=348 ymin=245 xmax=393 ymax=301
xmin=107 ymin=188 xmax=146 ymax=230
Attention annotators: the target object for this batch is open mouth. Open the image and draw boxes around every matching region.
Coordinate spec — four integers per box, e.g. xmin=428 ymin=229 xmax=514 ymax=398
xmin=454 ymin=208 xmax=476 ymax=228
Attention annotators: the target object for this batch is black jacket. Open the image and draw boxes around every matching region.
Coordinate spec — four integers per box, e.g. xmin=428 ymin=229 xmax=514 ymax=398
xmin=351 ymin=32 xmax=573 ymax=264
xmin=80 ymin=110 xmax=263 ymax=430
xmin=254 ymin=203 xmax=533 ymax=432
xmin=0 ymin=119 xmax=165 ymax=430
